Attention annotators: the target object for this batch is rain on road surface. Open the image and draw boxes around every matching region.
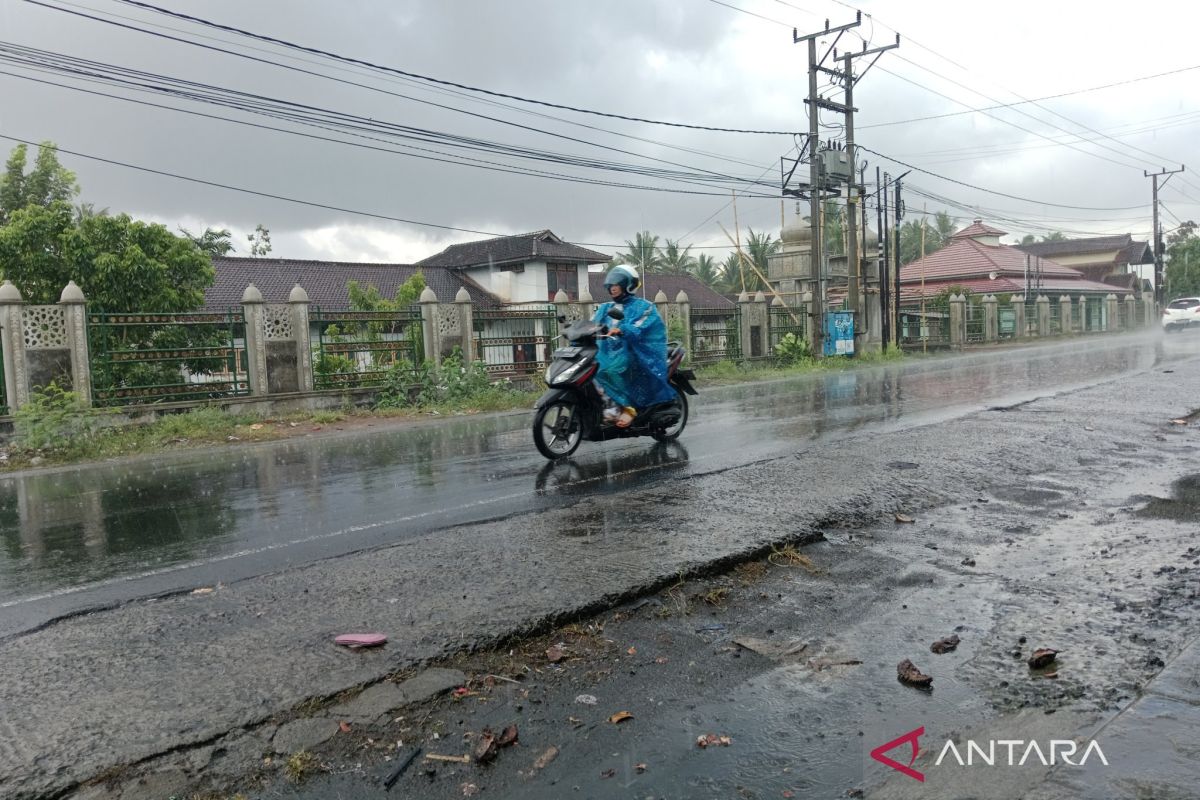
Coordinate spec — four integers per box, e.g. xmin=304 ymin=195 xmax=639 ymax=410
xmin=0 ymin=333 xmax=1192 ymax=638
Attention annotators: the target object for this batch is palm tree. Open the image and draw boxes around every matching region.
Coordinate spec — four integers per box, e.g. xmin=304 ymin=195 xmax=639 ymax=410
xmin=180 ymin=226 xmax=236 ymax=257
xmin=659 ymin=239 xmax=696 ymax=275
xmin=694 ymin=253 xmax=720 ymax=287
xmin=614 ymin=231 xmax=662 ymax=274
xmin=73 ymin=202 xmax=109 ymax=223
xmin=742 ymin=229 xmax=779 ymax=292
xmin=718 ymin=252 xmax=743 ymax=295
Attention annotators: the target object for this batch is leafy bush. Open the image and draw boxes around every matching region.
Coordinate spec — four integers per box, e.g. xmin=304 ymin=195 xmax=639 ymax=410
xmin=375 ymin=348 xmax=527 ymax=410
xmin=13 ymin=381 xmax=99 ymax=452
xmin=774 ymin=332 xmax=812 ymax=365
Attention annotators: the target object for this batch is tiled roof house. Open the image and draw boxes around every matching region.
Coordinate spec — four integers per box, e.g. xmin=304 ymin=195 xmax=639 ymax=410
xmin=899 ymin=220 xmax=1133 ymax=300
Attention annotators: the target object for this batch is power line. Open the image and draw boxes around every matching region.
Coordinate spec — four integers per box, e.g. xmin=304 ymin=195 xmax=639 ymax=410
xmin=0 ymin=133 xmax=772 ymax=251
xmin=95 ymin=0 xmax=801 ymax=136
xmin=0 ymin=65 xmax=781 ymax=199
xmin=47 ymin=0 xmax=771 ymax=172
xmin=860 ymin=62 xmax=1200 ymax=130
xmin=859 ymin=145 xmax=1146 ymax=212
xmin=0 ymin=37 xmax=782 ymax=193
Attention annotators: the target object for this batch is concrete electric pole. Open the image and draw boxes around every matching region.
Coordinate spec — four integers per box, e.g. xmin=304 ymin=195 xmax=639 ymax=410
xmin=1145 ymin=166 xmax=1184 ymax=307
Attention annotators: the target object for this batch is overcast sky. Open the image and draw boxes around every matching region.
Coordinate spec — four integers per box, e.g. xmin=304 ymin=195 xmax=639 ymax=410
xmin=1 ymin=0 xmax=1197 ymax=264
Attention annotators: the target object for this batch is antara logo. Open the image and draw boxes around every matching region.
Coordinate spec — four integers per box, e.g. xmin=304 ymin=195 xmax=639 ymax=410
xmin=871 ymin=727 xmax=1109 ymax=782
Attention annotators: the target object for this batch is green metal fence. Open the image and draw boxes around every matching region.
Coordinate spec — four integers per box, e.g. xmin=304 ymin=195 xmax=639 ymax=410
xmin=689 ymin=307 xmax=740 ymax=365
xmin=88 ymin=311 xmax=248 ymax=405
xmin=474 ymin=305 xmax=558 ymax=377
xmin=898 ymin=306 xmax=951 ymax=348
xmin=768 ymin=305 xmax=806 ymax=354
xmin=311 ymin=306 xmax=424 ymax=389
xmin=1048 ymin=302 xmax=1063 ymax=334
xmin=965 ymin=303 xmax=985 ymax=343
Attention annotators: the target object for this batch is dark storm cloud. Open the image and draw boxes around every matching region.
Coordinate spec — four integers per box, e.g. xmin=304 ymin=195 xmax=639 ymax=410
xmin=1 ymin=0 xmax=1197 ymax=260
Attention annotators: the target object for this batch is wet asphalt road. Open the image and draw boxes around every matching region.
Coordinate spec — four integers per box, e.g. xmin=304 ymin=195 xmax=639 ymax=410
xmin=5 ymin=331 xmax=1200 ymax=800
xmin=0 ymin=333 xmax=1192 ymax=639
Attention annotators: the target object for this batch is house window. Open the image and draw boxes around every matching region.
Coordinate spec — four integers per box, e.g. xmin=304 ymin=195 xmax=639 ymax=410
xmin=547 ymin=263 xmax=579 ymax=300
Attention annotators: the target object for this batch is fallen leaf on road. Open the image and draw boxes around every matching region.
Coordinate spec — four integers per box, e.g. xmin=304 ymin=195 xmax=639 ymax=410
xmin=635 ymin=762 xmax=647 ymax=773
xmin=473 ymin=729 xmax=498 ymax=763
xmin=568 ymin=716 xmax=583 ymax=726
xmin=1028 ymin=648 xmax=1059 ymax=669
xmin=546 ymin=644 xmax=565 ymax=663
xmin=338 ymin=721 xmax=351 ymax=733
xmin=191 ymin=587 xmax=214 ymax=595
xmin=497 ymin=725 xmax=519 ymax=747
xmin=734 ymin=637 xmax=808 ymax=660
xmin=1171 ymin=419 xmax=1189 ymax=426
xmin=334 ymin=633 xmax=387 ymax=649
xmin=626 ymin=646 xmax=637 ymax=656
xmin=895 ymin=513 xmax=915 ymax=524
xmin=608 ymin=711 xmax=633 ymax=724
xmin=461 ymin=783 xmax=479 ymax=797
xmin=601 ymin=768 xmax=616 ymax=779
xmin=575 ymin=694 xmax=597 ymax=705
xmin=930 ymin=635 xmax=961 ymax=654
xmin=531 ymin=746 xmax=559 ymax=771
xmin=696 ymin=733 xmax=733 ymax=748
xmin=897 ymin=659 xmax=933 ymax=687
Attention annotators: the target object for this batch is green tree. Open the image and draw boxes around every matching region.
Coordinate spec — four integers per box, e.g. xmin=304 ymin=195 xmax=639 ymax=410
xmin=73 ymin=203 xmax=109 ymax=224
xmin=900 ymin=211 xmax=959 ymax=265
xmin=741 ymin=229 xmax=778 ymax=292
xmin=1041 ymin=231 xmax=1067 ymax=242
xmin=1165 ymin=222 xmax=1200 ymax=298
xmin=718 ymin=251 xmax=742 ymax=295
xmin=247 ymin=223 xmax=272 ymax=257
xmin=614 ymin=231 xmax=662 ymax=274
xmin=0 ymin=142 xmax=79 ymax=223
xmin=694 ymin=253 xmax=720 ymax=288
xmin=0 ymin=201 xmax=212 ymax=310
xmin=659 ymin=239 xmax=696 ymax=275
xmin=181 ymin=226 xmax=236 ymax=257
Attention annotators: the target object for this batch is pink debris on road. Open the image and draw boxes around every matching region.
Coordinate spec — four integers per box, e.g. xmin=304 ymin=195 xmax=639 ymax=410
xmin=334 ymin=633 xmax=388 ymax=648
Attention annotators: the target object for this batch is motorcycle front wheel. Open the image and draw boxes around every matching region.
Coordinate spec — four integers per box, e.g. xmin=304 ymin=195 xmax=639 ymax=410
xmin=533 ymin=399 xmax=583 ymax=459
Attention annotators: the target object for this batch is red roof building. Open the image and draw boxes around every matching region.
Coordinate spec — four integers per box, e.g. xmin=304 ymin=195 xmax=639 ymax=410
xmin=899 ymin=220 xmax=1132 ymax=301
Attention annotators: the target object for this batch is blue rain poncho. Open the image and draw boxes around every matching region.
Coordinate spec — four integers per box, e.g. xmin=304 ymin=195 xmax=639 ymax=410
xmin=593 ymin=294 xmax=677 ymax=411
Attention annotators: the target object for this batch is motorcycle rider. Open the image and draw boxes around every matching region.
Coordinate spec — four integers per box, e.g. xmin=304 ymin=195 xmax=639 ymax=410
xmin=593 ymin=265 xmax=678 ymax=428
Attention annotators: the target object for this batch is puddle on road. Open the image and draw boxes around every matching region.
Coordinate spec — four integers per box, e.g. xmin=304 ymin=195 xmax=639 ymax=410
xmin=1137 ymin=473 xmax=1200 ymax=521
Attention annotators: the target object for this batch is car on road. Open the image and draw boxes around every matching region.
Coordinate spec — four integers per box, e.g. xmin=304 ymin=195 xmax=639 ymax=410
xmin=1162 ymin=296 xmax=1200 ymax=332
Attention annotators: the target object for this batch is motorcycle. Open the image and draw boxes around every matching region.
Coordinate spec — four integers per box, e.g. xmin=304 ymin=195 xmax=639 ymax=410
xmin=532 ymin=306 xmax=698 ymax=460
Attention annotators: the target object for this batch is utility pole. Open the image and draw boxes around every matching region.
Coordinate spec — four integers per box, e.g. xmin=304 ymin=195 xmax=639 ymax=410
xmin=893 ymin=173 xmax=907 ymax=342
xmin=879 ymin=168 xmax=890 ymax=348
xmin=839 ymin=35 xmax=899 ymax=350
xmin=1145 ymin=166 xmax=1185 ymax=307
xmin=792 ymin=14 xmax=861 ymax=356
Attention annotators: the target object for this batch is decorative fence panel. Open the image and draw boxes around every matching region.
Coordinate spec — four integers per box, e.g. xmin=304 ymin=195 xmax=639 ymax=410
xmin=965 ymin=303 xmax=985 ymax=343
xmin=311 ymin=306 xmax=424 ymax=389
xmin=768 ymin=306 xmax=806 ymax=354
xmin=898 ymin=307 xmax=952 ymax=348
xmin=88 ymin=311 xmax=248 ymax=405
xmin=473 ymin=305 xmax=558 ymax=377
xmin=689 ymin=307 xmax=741 ymax=365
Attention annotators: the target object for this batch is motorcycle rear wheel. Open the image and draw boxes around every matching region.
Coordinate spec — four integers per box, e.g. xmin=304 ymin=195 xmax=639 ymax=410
xmin=651 ymin=389 xmax=689 ymax=442
xmin=533 ymin=399 xmax=583 ymax=459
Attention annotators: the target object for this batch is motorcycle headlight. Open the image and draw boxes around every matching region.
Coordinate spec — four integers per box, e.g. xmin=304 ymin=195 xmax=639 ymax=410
xmin=550 ymin=362 xmax=583 ymax=385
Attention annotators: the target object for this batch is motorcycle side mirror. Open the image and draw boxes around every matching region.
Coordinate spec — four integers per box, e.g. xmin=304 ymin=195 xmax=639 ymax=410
xmin=607 ymin=307 xmax=625 ymax=321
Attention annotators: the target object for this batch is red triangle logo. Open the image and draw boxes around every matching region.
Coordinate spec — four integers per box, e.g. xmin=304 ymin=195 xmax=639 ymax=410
xmin=870 ymin=726 xmax=925 ymax=782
